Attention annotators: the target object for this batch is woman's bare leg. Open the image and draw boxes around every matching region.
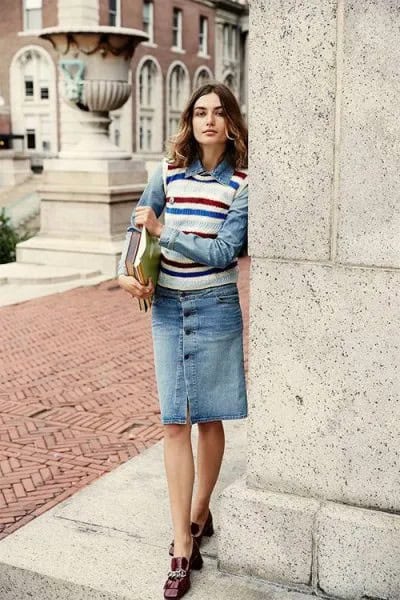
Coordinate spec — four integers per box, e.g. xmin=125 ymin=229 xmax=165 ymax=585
xmin=163 ymin=422 xmax=194 ymax=558
xmin=191 ymin=421 xmax=225 ymax=528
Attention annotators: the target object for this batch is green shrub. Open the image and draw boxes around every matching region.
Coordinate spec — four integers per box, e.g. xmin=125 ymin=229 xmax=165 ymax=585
xmin=0 ymin=208 xmax=29 ymax=264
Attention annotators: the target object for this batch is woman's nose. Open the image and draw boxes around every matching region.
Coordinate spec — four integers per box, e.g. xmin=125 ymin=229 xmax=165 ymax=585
xmin=206 ymin=112 xmax=215 ymax=125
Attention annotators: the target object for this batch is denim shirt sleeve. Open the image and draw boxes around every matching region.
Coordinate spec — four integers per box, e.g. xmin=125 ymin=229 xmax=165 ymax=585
xmin=159 ymin=184 xmax=248 ymax=269
xmin=117 ymin=162 xmax=166 ymax=276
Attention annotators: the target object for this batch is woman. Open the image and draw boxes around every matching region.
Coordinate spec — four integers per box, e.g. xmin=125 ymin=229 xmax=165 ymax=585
xmin=118 ymin=82 xmax=248 ymax=599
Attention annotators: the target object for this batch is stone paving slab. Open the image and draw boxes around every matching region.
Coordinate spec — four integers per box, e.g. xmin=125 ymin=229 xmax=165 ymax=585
xmin=0 ymin=258 xmax=250 ymax=541
xmin=0 ymin=421 xmax=316 ymax=600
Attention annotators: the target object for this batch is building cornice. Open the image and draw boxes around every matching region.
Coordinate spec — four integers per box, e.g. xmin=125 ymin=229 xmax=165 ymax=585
xmin=211 ymin=0 xmax=248 ymax=16
xmin=192 ymin=0 xmax=216 ymax=9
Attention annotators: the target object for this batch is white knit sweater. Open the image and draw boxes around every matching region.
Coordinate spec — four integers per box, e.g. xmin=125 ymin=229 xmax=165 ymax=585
xmin=157 ymin=160 xmax=248 ymax=290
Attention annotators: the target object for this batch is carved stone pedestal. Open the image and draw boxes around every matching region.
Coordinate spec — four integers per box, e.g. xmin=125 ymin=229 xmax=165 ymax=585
xmin=17 ymin=157 xmax=146 ymax=277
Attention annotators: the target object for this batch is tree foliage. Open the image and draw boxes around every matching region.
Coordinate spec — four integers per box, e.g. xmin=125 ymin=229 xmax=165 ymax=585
xmin=0 ymin=208 xmax=29 ymax=264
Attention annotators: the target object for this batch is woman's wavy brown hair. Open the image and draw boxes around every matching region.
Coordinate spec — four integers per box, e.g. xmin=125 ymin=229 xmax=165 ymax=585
xmin=167 ymin=82 xmax=248 ymax=169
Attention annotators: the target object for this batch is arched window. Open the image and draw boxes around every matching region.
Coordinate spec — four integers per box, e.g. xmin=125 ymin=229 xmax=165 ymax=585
xmin=137 ymin=58 xmax=162 ymax=152
xmin=19 ymin=49 xmax=50 ymax=104
xmin=140 ymin=59 xmax=157 ymax=108
xmin=193 ymin=67 xmax=213 ymax=91
xmin=10 ymin=46 xmax=57 ymax=155
xmin=224 ymin=73 xmax=235 ymax=92
xmin=167 ymin=63 xmax=189 ymax=137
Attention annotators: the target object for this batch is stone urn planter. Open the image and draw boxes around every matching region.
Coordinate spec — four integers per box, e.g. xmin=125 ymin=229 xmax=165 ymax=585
xmin=39 ymin=26 xmax=148 ymax=159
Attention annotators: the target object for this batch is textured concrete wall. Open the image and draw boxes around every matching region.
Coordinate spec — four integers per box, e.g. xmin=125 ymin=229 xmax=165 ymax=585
xmin=219 ymin=2 xmax=400 ymax=599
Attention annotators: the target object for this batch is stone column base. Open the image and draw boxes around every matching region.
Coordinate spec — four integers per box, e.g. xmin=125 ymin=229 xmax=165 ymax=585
xmin=16 ymin=157 xmax=147 ymax=277
xmin=218 ymin=479 xmax=400 ymax=600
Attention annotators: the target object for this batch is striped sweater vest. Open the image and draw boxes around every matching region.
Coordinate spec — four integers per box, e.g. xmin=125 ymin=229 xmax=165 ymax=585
xmin=158 ymin=159 xmax=248 ymax=290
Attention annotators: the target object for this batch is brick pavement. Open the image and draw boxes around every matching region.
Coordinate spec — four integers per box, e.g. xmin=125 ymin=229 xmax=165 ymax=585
xmin=0 ymin=257 xmax=249 ymax=540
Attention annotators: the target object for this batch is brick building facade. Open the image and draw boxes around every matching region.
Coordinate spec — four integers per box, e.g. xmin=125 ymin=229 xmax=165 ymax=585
xmin=0 ymin=0 xmax=247 ymax=165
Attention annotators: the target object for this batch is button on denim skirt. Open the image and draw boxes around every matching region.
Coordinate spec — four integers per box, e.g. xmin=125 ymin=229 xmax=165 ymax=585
xmin=151 ymin=283 xmax=247 ymax=425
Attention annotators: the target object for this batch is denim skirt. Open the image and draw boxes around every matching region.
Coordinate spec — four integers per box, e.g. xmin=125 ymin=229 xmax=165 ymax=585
xmin=151 ymin=283 xmax=247 ymax=425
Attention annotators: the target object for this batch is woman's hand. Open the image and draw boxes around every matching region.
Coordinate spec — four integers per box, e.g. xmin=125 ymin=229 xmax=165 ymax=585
xmin=135 ymin=207 xmax=163 ymax=237
xmin=118 ymin=275 xmax=154 ymax=299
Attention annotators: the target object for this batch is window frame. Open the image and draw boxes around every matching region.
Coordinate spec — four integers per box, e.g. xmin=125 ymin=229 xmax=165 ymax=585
xmin=24 ymin=76 xmax=34 ymax=99
xmin=108 ymin=0 xmax=121 ymax=27
xmin=143 ymin=1 xmax=154 ymax=45
xmin=223 ymin=23 xmax=238 ymax=61
xmin=26 ymin=128 xmax=36 ymax=150
xmin=193 ymin=67 xmax=213 ymax=90
xmin=137 ymin=58 xmax=162 ymax=153
xmin=40 ymin=85 xmax=49 ymax=100
xmin=172 ymin=7 xmax=183 ymax=50
xmin=23 ymin=0 xmax=42 ymax=31
xmin=199 ymin=16 xmax=208 ymax=56
xmin=167 ymin=62 xmax=189 ymax=138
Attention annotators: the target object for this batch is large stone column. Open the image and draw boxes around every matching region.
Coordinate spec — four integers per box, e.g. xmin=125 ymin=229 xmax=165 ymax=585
xmin=219 ymin=2 xmax=400 ymax=599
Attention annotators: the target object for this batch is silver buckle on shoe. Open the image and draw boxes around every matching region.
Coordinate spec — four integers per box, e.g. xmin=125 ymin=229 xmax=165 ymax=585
xmin=168 ymin=568 xmax=187 ymax=580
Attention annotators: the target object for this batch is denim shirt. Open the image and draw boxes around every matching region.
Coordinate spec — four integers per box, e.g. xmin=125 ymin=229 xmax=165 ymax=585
xmin=117 ymin=157 xmax=248 ymax=277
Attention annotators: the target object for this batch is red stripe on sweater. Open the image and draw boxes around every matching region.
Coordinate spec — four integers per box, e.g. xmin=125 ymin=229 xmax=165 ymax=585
xmin=234 ymin=170 xmax=247 ymax=179
xmin=167 ymin=197 xmax=229 ymax=210
xmin=181 ymin=230 xmax=218 ymax=238
xmin=161 ymin=256 xmax=204 ymax=268
xmin=167 ymin=163 xmax=180 ymax=170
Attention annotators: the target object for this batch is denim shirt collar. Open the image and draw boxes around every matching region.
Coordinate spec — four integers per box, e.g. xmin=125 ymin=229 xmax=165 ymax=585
xmin=185 ymin=157 xmax=234 ymax=186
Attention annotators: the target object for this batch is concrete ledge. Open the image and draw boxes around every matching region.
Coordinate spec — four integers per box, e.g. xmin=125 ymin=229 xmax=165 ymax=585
xmin=0 ymin=262 xmax=101 ymax=285
xmin=0 ymin=557 xmax=318 ymax=600
xmin=317 ymin=502 xmax=400 ymax=600
xmin=0 ymin=274 xmax=111 ymax=307
xmin=0 ymin=154 xmax=32 ymax=188
xmin=16 ymin=236 xmax=126 ymax=276
xmin=218 ymin=478 xmax=320 ymax=588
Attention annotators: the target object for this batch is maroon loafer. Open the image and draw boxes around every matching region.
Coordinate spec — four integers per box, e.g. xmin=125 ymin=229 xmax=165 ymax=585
xmin=164 ymin=539 xmax=203 ymax=599
xmin=168 ymin=510 xmax=214 ymax=556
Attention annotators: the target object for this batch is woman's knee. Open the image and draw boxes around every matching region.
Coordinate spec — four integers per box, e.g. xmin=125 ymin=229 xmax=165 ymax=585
xmin=197 ymin=420 xmax=223 ymax=435
xmin=163 ymin=422 xmax=192 ymax=440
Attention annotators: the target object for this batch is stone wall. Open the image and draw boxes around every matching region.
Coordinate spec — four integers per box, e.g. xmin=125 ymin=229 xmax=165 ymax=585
xmin=219 ymin=2 xmax=400 ymax=599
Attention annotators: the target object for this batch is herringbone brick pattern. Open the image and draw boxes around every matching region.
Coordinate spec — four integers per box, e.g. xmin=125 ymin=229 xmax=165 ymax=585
xmin=0 ymin=257 xmax=249 ymax=540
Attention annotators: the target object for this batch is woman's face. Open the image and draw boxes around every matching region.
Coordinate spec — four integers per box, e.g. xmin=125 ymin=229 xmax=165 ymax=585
xmin=192 ymin=92 xmax=227 ymax=148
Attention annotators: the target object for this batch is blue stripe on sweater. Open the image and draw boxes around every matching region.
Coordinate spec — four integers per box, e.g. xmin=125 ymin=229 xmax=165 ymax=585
xmin=229 ymin=180 xmax=240 ymax=190
xmin=160 ymin=263 xmax=237 ymax=278
xmin=166 ymin=207 xmax=226 ymax=219
xmin=166 ymin=173 xmax=187 ymax=184
xmin=187 ymin=177 xmax=217 ymax=183
xmin=167 ymin=173 xmax=220 ymax=185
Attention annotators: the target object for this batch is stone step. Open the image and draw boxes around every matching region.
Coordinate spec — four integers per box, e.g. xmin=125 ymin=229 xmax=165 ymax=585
xmin=0 ymin=424 xmax=326 ymax=600
xmin=0 ymin=262 xmax=102 ymax=285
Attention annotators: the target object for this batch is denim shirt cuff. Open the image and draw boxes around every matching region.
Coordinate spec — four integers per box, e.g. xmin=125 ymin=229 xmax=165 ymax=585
xmin=160 ymin=226 xmax=179 ymax=251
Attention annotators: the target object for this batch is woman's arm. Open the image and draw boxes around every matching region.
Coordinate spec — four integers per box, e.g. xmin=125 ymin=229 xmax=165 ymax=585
xmin=135 ymin=161 xmax=166 ymax=217
xmin=159 ymin=186 xmax=248 ymax=269
xmin=117 ymin=162 xmax=166 ymax=277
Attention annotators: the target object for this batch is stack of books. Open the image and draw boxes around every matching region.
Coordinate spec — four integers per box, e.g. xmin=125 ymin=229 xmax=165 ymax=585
xmin=125 ymin=225 xmax=161 ymax=312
